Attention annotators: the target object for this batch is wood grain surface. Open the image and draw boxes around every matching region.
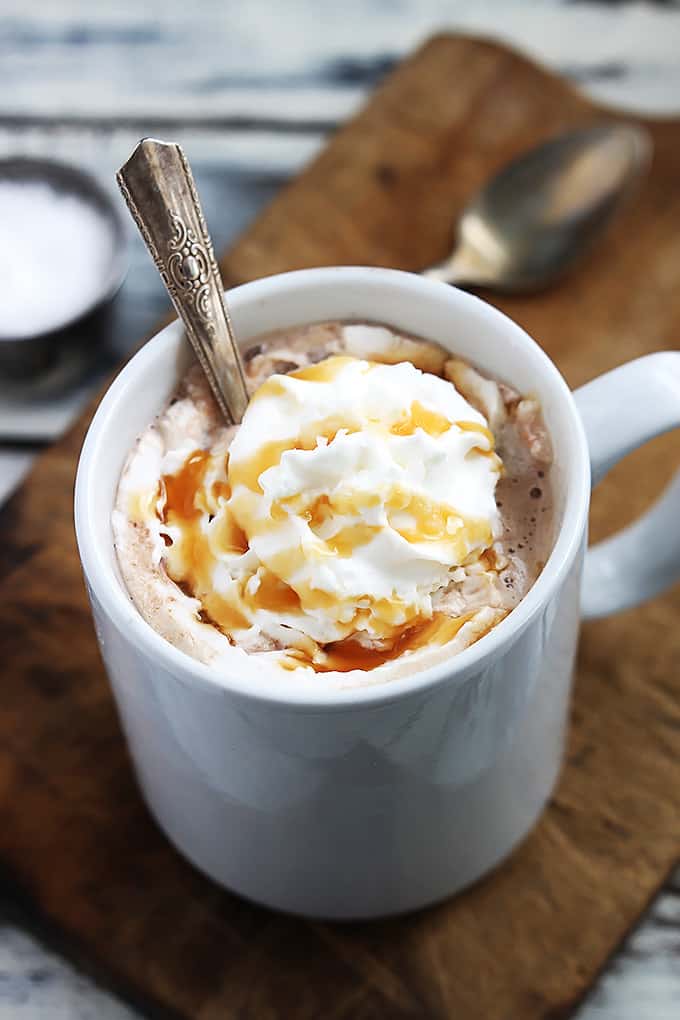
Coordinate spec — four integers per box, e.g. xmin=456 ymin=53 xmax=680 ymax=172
xmin=1 ymin=34 xmax=680 ymax=1020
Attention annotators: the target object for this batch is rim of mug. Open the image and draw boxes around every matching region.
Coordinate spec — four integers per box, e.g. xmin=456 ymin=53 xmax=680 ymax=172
xmin=75 ymin=267 xmax=591 ymax=710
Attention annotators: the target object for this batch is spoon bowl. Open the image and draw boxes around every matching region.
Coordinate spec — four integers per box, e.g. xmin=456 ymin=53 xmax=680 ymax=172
xmin=423 ymin=124 xmax=651 ymax=291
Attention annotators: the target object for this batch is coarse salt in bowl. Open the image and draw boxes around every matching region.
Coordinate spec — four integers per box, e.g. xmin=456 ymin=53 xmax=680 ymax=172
xmin=0 ymin=157 xmax=127 ymax=372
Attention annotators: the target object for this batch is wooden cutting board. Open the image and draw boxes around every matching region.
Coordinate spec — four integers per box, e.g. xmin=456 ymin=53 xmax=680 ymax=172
xmin=2 ymin=34 xmax=680 ymax=1020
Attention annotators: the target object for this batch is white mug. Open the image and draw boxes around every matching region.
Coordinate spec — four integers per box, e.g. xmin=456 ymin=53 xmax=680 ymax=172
xmin=75 ymin=268 xmax=680 ymax=919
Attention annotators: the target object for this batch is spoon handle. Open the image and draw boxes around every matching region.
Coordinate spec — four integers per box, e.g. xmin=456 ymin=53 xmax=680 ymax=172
xmin=117 ymin=138 xmax=249 ymax=424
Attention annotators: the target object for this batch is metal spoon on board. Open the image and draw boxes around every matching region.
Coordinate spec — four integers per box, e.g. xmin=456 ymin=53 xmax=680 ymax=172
xmin=422 ymin=124 xmax=651 ymax=291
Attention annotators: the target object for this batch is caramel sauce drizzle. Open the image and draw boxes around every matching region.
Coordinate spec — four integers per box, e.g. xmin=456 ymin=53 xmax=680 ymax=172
xmin=155 ymin=355 xmax=502 ymax=673
xmin=159 ymin=449 xmax=252 ymax=634
xmin=391 ymin=400 xmax=451 ymax=437
xmin=161 ymin=449 xmax=210 ymax=522
xmin=282 ymin=611 xmax=478 ymax=673
xmin=290 ymin=356 xmax=358 ymax=383
xmin=456 ymin=419 xmax=494 ymax=445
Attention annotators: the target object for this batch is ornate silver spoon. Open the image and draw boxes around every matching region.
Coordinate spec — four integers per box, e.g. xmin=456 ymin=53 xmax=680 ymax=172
xmin=117 ymin=139 xmax=249 ymax=424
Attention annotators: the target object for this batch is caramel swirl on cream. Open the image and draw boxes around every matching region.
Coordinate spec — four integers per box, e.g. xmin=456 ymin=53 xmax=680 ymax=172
xmin=151 ymin=355 xmax=503 ymax=667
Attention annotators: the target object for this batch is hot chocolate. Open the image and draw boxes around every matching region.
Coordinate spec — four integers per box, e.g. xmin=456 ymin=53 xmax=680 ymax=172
xmin=113 ymin=322 xmax=553 ymax=686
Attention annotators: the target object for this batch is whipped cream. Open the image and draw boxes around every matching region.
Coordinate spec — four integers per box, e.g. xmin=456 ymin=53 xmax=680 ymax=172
xmin=225 ymin=356 xmax=501 ymax=649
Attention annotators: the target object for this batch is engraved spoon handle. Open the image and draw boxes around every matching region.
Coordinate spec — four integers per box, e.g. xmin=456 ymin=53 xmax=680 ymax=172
xmin=116 ymin=138 xmax=249 ymax=424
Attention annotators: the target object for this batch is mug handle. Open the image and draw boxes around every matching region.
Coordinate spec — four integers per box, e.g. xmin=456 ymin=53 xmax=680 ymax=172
xmin=574 ymin=351 xmax=680 ymax=619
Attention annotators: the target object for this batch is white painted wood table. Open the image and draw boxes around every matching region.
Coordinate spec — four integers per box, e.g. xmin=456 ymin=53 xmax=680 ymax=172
xmin=1 ymin=2 xmax=679 ymax=1017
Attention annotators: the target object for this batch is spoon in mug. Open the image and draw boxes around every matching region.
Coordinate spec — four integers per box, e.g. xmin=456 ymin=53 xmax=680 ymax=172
xmin=423 ymin=124 xmax=651 ymax=290
xmin=117 ymin=139 xmax=249 ymax=424
xmin=117 ymin=124 xmax=650 ymax=426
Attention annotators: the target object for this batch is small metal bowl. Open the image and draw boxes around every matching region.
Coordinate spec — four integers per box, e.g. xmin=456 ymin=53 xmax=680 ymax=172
xmin=0 ymin=157 xmax=128 ymax=379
